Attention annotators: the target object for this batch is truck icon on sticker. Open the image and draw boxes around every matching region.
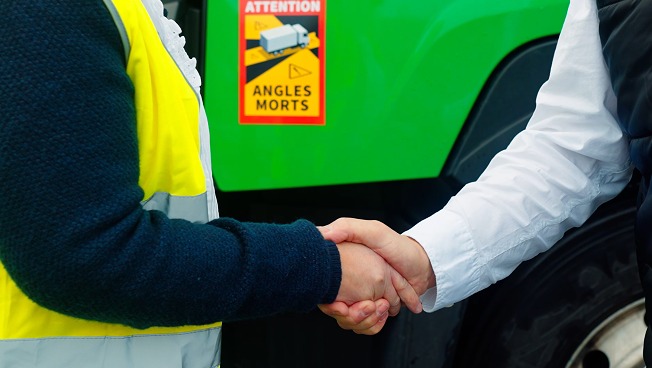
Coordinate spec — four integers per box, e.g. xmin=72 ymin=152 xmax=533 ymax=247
xmin=260 ymin=24 xmax=309 ymax=55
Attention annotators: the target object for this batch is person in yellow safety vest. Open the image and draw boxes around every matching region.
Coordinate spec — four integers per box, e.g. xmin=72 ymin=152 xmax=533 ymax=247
xmin=0 ymin=0 xmax=430 ymax=367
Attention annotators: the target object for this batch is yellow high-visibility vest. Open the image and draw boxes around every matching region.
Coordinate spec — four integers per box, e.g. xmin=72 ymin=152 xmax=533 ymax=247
xmin=0 ymin=0 xmax=221 ymax=366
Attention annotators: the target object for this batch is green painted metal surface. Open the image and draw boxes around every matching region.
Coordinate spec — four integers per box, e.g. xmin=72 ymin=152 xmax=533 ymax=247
xmin=204 ymin=0 xmax=568 ymax=191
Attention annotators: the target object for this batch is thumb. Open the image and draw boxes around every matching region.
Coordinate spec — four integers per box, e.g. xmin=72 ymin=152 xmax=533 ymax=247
xmin=318 ymin=301 xmax=350 ymax=317
xmin=326 ymin=218 xmax=398 ymax=253
xmin=317 ymin=225 xmax=349 ymax=243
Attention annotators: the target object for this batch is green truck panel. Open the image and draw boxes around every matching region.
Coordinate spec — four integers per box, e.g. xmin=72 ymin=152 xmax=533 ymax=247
xmin=204 ymin=0 xmax=568 ymax=191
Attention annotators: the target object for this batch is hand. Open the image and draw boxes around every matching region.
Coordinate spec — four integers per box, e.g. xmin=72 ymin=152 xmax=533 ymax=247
xmin=318 ymin=299 xmax=391 ymax=335
xmin=334 ymin=241 xmax=421 ymax=316
xmin=321 ymin=241 xmax=418 ymax=335
xmin=318 ymin=219 xmax=432 ymax=335
xmin=321 ymin=218 xmax=436 ymax=298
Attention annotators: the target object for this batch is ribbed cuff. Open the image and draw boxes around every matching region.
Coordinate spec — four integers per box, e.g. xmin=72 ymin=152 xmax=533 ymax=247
xmin=321 ymin=241 xmax=342 ymax=304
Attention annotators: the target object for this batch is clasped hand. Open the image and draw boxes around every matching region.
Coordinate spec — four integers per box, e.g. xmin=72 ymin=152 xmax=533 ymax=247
xmin=317 ymin=218 xmax=436 ymax=335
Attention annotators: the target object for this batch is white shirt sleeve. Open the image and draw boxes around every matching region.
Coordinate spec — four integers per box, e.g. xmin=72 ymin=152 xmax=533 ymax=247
xmin=404 ymin=0 xmax=633 ymax=312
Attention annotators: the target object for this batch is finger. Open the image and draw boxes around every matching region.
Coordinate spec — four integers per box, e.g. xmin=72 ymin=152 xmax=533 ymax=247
xmin=323 ymin=300 xmax=377 ymax=331
xmin=353 ymin=305 xmax=390 ymax=335
xmin=383 ymin=271 xmax=402 ymax=317
xmin=347 ymin=300 xmax=381 ymax=323
xmin=318 ymin=301 xmax=349 ymax=318
xmin=390 ymin=268 xmax=423 ymax=314
xmin=340 ymin=300 xmax=389 ymax=331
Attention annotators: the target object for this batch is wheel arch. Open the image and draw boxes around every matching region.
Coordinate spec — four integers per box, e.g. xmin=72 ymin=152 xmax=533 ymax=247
xmin=442 ymin=36 xmax=559 ymax=188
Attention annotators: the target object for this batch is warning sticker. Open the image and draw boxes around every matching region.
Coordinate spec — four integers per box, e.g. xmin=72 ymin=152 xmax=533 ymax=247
xmin=239 ymin=1 xmax=325 ymax=125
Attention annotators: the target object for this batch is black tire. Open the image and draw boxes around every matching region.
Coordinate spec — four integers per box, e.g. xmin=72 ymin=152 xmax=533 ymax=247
xmin=453 ymin=186 xmax=644 ymax=368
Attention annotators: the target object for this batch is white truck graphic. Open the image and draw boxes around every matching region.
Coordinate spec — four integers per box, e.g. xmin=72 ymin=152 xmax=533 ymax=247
xmin=260 ymin=24 xmax=309 ymax=55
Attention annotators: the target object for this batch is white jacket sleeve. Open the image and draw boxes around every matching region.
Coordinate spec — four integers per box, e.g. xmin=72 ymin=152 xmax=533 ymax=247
xmin=404 ymin=0 xmax=633 ymax=312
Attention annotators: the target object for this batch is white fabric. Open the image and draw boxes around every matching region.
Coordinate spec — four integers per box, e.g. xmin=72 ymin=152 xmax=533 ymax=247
xmin=404 ymin=0 xmax=634 ymax=312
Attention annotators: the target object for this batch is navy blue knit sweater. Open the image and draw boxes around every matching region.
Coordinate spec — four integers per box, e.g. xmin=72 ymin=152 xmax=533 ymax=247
xmin=0 ymin=0 xmax=340 ymax=329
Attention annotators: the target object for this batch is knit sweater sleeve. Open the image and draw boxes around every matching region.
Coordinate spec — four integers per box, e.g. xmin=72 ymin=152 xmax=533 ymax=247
xmin=0 ymin=0 xmax=341 ymax=328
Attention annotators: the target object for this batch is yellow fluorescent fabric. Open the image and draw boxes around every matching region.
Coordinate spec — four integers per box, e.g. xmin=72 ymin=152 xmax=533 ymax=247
xmin=114 ymin=0 xmax=206 ymax=199
xmin=0 ymin=263 xmax=218 ymax=339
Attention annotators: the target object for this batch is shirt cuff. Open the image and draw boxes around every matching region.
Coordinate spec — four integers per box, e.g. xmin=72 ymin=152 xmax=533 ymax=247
xmin=404 ymin=207 xmax=480 ymax=312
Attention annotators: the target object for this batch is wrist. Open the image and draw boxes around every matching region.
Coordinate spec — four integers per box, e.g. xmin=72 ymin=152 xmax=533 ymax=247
xmin=403 ymin=235 xmax=436 ymax=295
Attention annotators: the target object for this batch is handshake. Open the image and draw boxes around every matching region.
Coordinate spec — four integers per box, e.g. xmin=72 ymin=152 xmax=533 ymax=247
xmin=317 ymin=218 xmax=436 ymax=335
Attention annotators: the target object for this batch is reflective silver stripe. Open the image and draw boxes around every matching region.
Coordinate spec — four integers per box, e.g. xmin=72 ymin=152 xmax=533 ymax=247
xmin=102 ymin=0 xmax=130 ymax=62
xmin=199 ymin=102 xmax=219 ymax=220
xmin=0 ymin=327 xmax=221 ymax=368
xmin=142 ymin=192 xmax=210 ymax=223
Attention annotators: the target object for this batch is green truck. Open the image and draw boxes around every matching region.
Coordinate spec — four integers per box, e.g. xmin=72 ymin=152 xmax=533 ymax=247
xmin=164 ymin=0 xmax=645 ymax=366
